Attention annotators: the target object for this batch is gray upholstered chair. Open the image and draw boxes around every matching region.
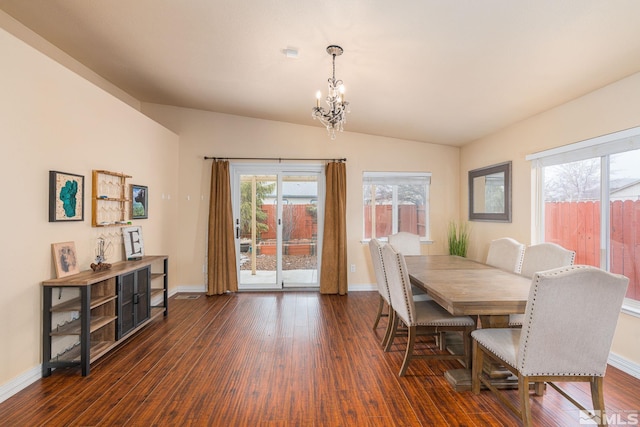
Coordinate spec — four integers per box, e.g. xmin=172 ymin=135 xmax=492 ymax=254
xmin=485 ymin=237 xmax=525 ymax=273
xmin=509 ymin=242 xmax=576 ymax=326
xmin=471 ymin=265 xmax=628 ymax=426
xmin=382 ymin=243 xmax=475 ymax=376
xmin=368 ymin=238 xmax=394 ymax=346
xmin=388 ymin=231 xmax=421 ymax=255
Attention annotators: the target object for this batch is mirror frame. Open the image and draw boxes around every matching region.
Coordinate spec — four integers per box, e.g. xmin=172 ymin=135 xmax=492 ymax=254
xmin=468 ymin=161 xmax=512 ymax=222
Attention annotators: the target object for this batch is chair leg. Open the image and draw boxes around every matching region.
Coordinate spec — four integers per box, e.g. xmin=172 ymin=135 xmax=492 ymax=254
xmin=381 ymin=308 xmax=394 ymax=347
xmin=590 ymin=377 xmax=607 ymax=426
xmin=462 ymin=328 xmax=472 ymax=368
xmin=399 ymin=325 xmax=417 ymax=377
xmin=471 ymin=339 xmax=483 ymax=394
xmin=519 ymin=375 xmax=532 ymax=427
xmin=373 ymin=295 xmax=385 ymax=330
xmin=384 ymin=310 xmax=399 ymax=352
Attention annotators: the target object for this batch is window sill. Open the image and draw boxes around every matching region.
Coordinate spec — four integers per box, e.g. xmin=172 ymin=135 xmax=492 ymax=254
xmin=622 ymin=299 xmax=640 ymax=318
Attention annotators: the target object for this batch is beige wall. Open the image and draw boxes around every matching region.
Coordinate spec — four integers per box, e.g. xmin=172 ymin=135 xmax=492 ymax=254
xmin=460 ymin=72 xmax=640 ymax=366
xmin=0 ymin=23 xmax=179 ymax=387
xmin=141 ymin=104 xmax=461 ymax=289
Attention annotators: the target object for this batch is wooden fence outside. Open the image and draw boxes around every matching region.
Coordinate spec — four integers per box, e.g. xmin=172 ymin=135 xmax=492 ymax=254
xmin=545 ymin=200 xmax=639 ymax=300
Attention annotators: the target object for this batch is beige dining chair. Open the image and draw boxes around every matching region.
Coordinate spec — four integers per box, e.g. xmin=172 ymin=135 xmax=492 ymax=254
xmin=519 ymin=242 xmax=576 ymax=279
xmin=388 ymin=232 xmax=421 ymax=255
xmin=509 ymin=242 xmax=576 ymax=326
xmin=471 ymin=265 xmax=628 ymax=427
xmin=368 ymin=238 xmax=394 ymax=346
xmin=369 ymin=238 xmax=433 ymax=347
xmin=485 ymin=237 xmax=525 ymax=273
xmin=387 ymin=232 xmax=431 ymax=301
xmin=382 ymin=243 xmax=475 ymax=376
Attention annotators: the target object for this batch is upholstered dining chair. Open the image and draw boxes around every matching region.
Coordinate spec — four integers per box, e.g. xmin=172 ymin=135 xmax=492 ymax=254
xmin=388 ymin=232 xmax=421 ymax=255
xmin=382 ymin=243 xmax=475 ymax=376
xmin=485 ymin=237 xmax=525 ymax=273
xmin=471 ymin=265 xmax=628 ymax=427
xmin=519 ymin=242 xmax=576 ymax=279
xmin=368 ymin=238 xmax=394 ymax=346
xmin=369 ymin=238 xmax=433 ymax=347
xmin=509 ymin=242 xmax=576 ymax=326
xmin=387 ymin=232 xmax=431 ymax=301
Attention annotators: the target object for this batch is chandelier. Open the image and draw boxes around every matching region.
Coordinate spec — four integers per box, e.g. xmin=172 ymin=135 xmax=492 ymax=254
xmin=312 ymin=45 xmax=351 ymax=140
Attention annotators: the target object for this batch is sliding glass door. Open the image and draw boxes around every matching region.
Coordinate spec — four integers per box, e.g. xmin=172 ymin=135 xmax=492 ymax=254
xmin=231 ymin=164 xmax=324 ymax=290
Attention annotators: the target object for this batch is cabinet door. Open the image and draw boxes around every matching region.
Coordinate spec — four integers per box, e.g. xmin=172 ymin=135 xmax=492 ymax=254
xmin=136 ymin=267 xmax=150 ymax=324
xmin=118 ymin=272 xmax=136 ymax=338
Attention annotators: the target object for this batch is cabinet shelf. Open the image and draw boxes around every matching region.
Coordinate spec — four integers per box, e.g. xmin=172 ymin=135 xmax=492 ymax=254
xmin=50 ymin=316 xmax=117 ymax=336
xmin=51 ymin=340 xmax=118 ymax=364
xmin=50 ymin=295 xmax=117 ymax=312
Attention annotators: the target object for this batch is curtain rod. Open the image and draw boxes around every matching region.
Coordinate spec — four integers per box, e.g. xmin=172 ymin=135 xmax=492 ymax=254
xmin=204 ymin=156 xmax=346 ymax=162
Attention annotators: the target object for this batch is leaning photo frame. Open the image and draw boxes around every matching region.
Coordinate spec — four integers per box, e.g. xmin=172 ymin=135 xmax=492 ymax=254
xmin=52 ymin=241 xmax=80 ymax=278
xmin=123 ymin=226 xmax=145 ymax=260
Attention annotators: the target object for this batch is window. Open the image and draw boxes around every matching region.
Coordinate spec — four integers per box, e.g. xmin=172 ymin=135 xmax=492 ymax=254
xmin=528 ymin=127 xmax=640 ymax=312
xmin=363 ymin=172 xmax=431 ymax=240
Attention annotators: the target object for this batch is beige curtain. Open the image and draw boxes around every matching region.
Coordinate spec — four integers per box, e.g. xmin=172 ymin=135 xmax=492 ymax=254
xmin=320 ymin=161 xmax=348 ymax=295
xmin=207 ymin=160 xmax=238 ymax=295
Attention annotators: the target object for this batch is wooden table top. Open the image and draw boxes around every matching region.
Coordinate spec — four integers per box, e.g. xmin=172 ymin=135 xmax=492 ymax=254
xmin=406 ymin=255 xmax=531 ymax=316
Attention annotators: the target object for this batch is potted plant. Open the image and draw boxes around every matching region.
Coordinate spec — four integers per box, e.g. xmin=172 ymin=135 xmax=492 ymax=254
xmin=448 ymin=221 xmax=470 ymax=257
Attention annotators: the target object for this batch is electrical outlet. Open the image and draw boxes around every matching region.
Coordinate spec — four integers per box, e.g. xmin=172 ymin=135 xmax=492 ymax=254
xmin=350 ymin=264 xmax=356 ymax=273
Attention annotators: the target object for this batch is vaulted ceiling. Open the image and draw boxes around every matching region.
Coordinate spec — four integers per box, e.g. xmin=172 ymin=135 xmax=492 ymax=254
xmin=2 ymin=0 xmax=640 ymax=146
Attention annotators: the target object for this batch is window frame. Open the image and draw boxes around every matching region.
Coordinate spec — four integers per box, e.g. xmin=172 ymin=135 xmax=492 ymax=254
xmin=527 ymin=126 xmax=640 ymax=316
xmin=362 ymin=171 xmax=431 ymax=242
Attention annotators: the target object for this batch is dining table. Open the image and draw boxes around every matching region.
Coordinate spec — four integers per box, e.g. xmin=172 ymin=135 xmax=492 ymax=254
xmin=405 ymin=254 xmax=532 ymax=391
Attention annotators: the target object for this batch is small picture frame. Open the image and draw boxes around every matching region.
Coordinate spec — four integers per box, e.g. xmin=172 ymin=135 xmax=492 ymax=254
xmin=131 ymin=184 xmax=148 ymax=219
xmin=49 ymin=171 xmax=84 ymax=222
xmin=52 ymin=241 xmax=80 ymax=278
xmin=123 ymin=226 xmax=145 ymax=260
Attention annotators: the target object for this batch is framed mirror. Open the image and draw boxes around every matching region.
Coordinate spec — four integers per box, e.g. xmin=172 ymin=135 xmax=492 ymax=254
xmin=468 ymin=161 xmax=511 ymax=222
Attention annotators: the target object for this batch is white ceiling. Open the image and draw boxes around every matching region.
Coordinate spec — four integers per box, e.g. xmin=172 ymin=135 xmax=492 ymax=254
xmin=2 ymin=0 xmax=640 ymax=146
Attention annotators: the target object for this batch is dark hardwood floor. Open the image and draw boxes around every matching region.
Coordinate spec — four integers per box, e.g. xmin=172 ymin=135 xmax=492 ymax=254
xmin=1 ymin=292 xmax=639 ymax=426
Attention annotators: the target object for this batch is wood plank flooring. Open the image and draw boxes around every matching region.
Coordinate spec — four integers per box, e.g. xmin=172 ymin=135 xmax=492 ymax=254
xmin=1 ymin=291 xmax=639 ymax=426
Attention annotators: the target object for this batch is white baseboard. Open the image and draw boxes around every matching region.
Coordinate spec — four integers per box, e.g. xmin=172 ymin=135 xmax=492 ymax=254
xmin=608 ymin=352 xmax=640 ymax=379
xmin=176 ymin=284 xmax=206 ymax=293
xmin=0 ymin=365 xmax=41 ymax=404
xmin=348 ymin=283 xmax=376 ymax=292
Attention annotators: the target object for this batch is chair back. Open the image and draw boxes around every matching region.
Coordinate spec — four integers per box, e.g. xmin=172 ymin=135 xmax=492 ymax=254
xmin=486 ymin=237 xmax=525 ymax=273
xmin=388 ymin=232 xmax=421 ymax=256
xmin=517 ymin=265 xmax=628 ymax=376
xmin=520 ymin=242 xmax=576 ymax=278
xmin=381 ymin=243 xmax=416 ymax=325
xmin=368 ymin=238 xmax=391 ymax=304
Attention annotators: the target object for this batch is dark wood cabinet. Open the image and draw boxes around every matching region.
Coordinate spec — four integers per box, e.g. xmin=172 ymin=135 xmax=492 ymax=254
xmin=42 ymin=256 xmax=168 ymax=377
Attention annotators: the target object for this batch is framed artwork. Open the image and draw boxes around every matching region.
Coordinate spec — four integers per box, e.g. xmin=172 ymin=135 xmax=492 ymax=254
xmin=131 ymin=184 xmax=148 ymax=219
xmin=52 ymin=241 xmax=80 ymax=278
xmin=123 ymin=226 xmax=145 ymax=260
xmin=49 ymin=171 xmax=84 ymax=222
